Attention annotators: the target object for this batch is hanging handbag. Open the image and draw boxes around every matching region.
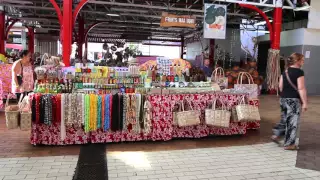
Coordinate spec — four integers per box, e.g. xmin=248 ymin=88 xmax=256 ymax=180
xmin=176 ymin=100 xmax=200 ymax=127
xmin=19 ymin=95 xmax=32 ymax=131
xmin=34 ymin=53 xmax=48 ymax=80
xmin=17 ymin=61 xmax=23 ymax=86
xmin=205 ymin=99 xmax=231 ymax=127
xmin=234 ymin=72 xmax=258 ymax=99
xmin=211 ymin=67 xmax=228 ymax=90
xmin=235 ymin=96 xmax=261 ymax=121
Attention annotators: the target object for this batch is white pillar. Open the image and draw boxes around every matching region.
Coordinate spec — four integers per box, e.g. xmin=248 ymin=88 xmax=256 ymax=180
xmin=21 ymin=29 xmax=27 ymax=50
xmin=308 ymin=0 xmax=320 ymax=29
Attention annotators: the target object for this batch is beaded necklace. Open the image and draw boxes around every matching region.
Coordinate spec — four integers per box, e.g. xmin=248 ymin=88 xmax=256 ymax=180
xmin=61 ymin=94 xmax=66 ymax=140
xmin=135 ymin=94 xmax=142 ymax=133
xmin=104 ymin=95 xmax=110 ymax=131
xmin=56 ymin=94 xmax=61 ymax=123
xmin=43 ymin=94 xmax=53 ymax=125
xmin=89 ymin=94 xmax=96 ymax=131
xmin=101 ymin=95 xmax=105 ymax=129
xmin=97 ymin=95 xmax=102 ymax=129
xmin=51 ymin=95 xmax=56 ymax=123
xmin=64 ymin=93 xmax=69 ymax=125
xmin=109 ymin=95 xmax=112 ymax=129
xmin=122 ymin=94 xmax=127 ymax=131
xmin=81 ymin=94 xmax=85 ymax=125
xmin=84 ymin=94 xmax=90 ymax=132
xmin=35 ymin=94 xmax=41 ymax=123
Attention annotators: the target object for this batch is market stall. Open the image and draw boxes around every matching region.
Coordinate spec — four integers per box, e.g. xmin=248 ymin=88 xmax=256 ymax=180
xmin=30 ymin=93 xmax=259 ymax=145
xmin=4 ymin=54 xmax=261 ymax=146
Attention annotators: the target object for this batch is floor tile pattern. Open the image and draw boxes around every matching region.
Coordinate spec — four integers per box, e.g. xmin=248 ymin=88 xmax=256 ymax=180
xmin=0 ymin=143 xmax=320 ymax=180
xmin=1 ymin=143 xmax=320 ymax=180
xmin=296 ymin=104 xmax=320 ymax=171
xmin=107 ymin=143 xmax=320 ymax=180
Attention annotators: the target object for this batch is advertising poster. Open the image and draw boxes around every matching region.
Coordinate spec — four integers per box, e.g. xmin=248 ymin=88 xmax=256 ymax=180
xmin=203 ymin=4 xmax=227 ymax=39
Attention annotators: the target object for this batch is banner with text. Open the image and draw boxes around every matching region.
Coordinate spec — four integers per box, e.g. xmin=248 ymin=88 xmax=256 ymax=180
xmin=203 ymin=4 xmax=227 ymax=39
xmin=160 ymin=12 xmax=196 ymax=28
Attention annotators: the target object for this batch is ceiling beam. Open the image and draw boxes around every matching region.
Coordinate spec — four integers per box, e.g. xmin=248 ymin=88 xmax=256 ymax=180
xmin=89 ymin=1 xmax=249 ymax=17
xmin=213 ymin=0 xmax=309 ymax=11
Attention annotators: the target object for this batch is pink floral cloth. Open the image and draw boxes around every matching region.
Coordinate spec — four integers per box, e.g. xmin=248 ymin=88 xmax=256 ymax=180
xmin=30 ymin=93 xmax=261 ymax=145
xmin=0 ymin=64 xmax=14 ymax=98
xmin=12 ymin=61 xmax=34 ymax=94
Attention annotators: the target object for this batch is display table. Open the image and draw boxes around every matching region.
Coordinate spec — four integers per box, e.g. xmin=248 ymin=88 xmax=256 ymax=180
xmin=30 ymin=93 xmax=260 ymax=145
xmin=0 ymin=64 xmax=13 ymax=99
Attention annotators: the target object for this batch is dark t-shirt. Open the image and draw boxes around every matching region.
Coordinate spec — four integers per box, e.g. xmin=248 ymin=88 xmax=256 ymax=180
xmin=280 ymin=67 xmax=304 ymax=98
xmin=201 ymin=66 xmax=213 ymax=77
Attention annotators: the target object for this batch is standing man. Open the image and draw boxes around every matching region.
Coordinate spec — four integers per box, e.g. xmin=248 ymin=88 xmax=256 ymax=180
xmin=201 ymin=58 xmax=213 ymax=78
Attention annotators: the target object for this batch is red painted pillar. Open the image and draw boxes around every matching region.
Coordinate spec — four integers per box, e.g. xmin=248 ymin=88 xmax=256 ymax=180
xmin=27 ymin=27 xmax=35 ymax=54
xmin=62 ymin=0 xmax=72 ymax=67
xmin=77 ymin=16 xmax=84 ymax=60
xmin=0 ymin=10 xmax=5 ymax=55
xmin=273 ymin=8 xmax=282 ymax=50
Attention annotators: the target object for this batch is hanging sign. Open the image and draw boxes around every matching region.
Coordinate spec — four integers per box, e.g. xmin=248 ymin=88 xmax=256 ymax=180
xmin=160 ymin=12 xmax=196 ymax=28
xmin=203 ymin=4 xmax=227 ymax=39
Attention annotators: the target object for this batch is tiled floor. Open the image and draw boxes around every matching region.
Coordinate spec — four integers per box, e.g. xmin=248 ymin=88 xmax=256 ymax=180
xmin=296 ymin=99 xmax=320 ymax=172
xmin=1 ymin=143 xmax=320 ymax=180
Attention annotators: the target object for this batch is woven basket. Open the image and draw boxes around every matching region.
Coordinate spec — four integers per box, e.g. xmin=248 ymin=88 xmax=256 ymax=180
xmin=20 ymin=112 xmax=32 ymax=131
xmin=205 ymin=99 xmax=231 ymax=127
xmin=176 ymin=100 xmax=200 ymax=127
xmin=5 ymin=96 xmax=21 ymax=129
xmin=235 ymin=97 xmax=261 ymax=121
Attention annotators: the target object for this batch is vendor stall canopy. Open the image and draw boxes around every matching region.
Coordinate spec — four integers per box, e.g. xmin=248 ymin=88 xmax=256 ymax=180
xmin=1 ymin=0 xmax=310 ymax=43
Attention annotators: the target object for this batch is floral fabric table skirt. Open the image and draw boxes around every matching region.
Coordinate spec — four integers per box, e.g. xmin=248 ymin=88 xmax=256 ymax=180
xmin=0 ymin=64 xmax=13 ymax=99
xmin=30 ymin=93 xmax=261 ymax=145
xmin=0 ymin=80 xmax=3 ymax=109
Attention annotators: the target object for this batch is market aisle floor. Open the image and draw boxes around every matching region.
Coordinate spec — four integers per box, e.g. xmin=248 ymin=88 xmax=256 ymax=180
xmin=1 ymin=142 xmax=320 ymax=180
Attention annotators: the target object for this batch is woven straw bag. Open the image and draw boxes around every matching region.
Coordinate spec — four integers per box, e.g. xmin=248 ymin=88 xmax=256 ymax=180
xmin=176 ymin=100 xmax=200 ymax=127
xmin=5 ymin=95 xmax=23 ymax=129
xmin=211 ymin=67 xmax=228 ymax=90
xmin=235 ymin=96 xmax=261 ymax=121
xmin=234 ymin=72 xmax=258 ymax=99
xmin=19 ymin=95 xmax=32 ymax=131
xmin=205 ymin=99 xmax=231 ymax=127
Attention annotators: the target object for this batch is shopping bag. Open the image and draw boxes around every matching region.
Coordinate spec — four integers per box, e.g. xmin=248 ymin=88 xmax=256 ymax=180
xmin=5 ymin=94 xmax=23 ymax=129
xmin=176 ymin=100 xmax=200 ymax=127
xmin=235 ymin=96 xmax=261 ymax=121
xmin=211 ymin=67 xmax=228 ymax=90
xmin=205 ymin=99 xmax=231 ymax=127
xmin=19 ymin=95 xmax=32 ymax=131
xmin=234 ymin=72 xmax=258 ymax=99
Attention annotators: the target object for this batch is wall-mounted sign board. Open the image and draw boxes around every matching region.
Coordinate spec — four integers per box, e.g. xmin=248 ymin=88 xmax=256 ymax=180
xmin=160 ymin=12 xmax=196 ymax=28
